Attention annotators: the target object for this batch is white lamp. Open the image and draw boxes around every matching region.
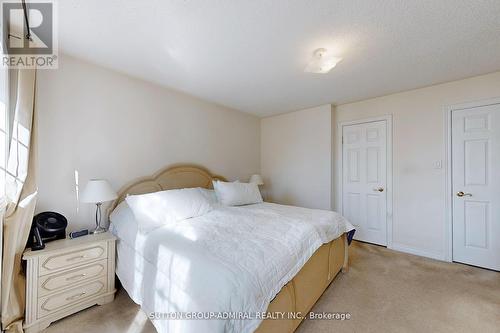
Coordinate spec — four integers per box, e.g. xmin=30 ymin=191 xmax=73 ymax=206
xmin=249 ymin=174 xmax=264 ymax=186
xmin=80 ymin=179 xmax=117 ymax=234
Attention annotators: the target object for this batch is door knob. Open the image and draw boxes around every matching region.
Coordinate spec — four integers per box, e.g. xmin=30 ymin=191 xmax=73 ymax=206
xmin=373 ymin=187 xmax=384 ymax=192
xmin=456 ymin=191 xmax=472 ymax=197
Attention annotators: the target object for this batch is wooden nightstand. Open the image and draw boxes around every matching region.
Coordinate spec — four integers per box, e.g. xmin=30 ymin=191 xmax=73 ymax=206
xmin=22 ymin=232 xmax=116 ymax=333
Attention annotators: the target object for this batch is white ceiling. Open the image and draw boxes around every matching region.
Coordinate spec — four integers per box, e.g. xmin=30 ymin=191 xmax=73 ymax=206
xmin=57 ymin=0 xmax=500 ymax=117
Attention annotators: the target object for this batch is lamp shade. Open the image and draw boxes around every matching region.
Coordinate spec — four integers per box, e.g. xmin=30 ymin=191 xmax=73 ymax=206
xmin=80 ymin=179 xmax=117 ymax=203
xmin=249 ymin=174 xmax=264 ymax=185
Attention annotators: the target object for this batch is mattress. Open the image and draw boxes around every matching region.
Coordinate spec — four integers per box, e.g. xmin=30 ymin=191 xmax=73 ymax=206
xmin=110 ymin=202 xmax=354 ymax=333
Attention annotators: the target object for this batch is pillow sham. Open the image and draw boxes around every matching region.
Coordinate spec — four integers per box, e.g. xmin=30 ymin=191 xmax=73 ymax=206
xmin=213 ymin=180 xmax=263 ymax=206
xmin=125 ymin=187 xmax=213 ymax=232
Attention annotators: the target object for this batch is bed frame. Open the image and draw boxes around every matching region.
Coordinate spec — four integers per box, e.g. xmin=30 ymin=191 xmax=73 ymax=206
xmin=107 ymin=164 xmax=349 ymax=333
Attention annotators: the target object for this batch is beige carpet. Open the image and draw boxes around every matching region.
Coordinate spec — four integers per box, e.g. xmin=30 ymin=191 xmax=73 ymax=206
xmin=44 ymin=241 xmax=500 ymax=333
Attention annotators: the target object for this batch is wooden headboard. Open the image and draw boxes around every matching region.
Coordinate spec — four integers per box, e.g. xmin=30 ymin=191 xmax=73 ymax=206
xmin=106 ymin=164 xmax=226 ymax=218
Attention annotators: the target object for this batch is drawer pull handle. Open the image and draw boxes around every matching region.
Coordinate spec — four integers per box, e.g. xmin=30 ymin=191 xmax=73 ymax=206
xmin=66 ymin=255 xmax=87 ymax=262
xmin=66 ymin=273 xmax=87 ymax=281
xmin=66 ymin=292 xmax=86 ymax=301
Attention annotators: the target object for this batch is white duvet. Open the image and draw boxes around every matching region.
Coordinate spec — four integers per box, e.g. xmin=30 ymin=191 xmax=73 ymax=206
xmin=110 ymin=202 xmax=354 ymax=333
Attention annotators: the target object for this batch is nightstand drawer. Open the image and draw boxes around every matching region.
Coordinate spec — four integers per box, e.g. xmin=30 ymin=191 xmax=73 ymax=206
xmin=38 ymin=259 xmax=107 ymax=296
xmin=38 ymin=277 xmax=107 ymax=319
xmin=38 ymin=242 xmax=108 ymax=275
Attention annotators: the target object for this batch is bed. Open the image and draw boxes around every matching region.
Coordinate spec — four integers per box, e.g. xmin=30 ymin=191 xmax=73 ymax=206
xmin=107 ymin=165 xmax=354 ymax=333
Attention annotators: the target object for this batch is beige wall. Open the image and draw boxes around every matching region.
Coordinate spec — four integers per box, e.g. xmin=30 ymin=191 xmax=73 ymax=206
xmin=36 ymin=55 xmax=260 ymax=231
xmin=35 ymin=53 xmax=500 ymax=260
xmin=261 ymin=105 xmax=332 ymax=210
xmin=334 ymin=71 xmax=500 ymax=260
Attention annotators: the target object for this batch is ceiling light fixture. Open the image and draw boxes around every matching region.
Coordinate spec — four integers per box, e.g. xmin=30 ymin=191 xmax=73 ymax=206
xmin=304 ymin=48 xmax=342 ymax=74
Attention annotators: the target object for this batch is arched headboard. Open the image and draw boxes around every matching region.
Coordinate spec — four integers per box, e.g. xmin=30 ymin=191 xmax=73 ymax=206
xmin=106 ymin=164 xmax=226 ymax=218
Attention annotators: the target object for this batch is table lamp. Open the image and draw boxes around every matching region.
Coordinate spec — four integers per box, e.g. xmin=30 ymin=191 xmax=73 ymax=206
xmin=80 ymin=179 xmax=117 ymax=234
xmin=249 ymin=174 xmax=264 ymax=186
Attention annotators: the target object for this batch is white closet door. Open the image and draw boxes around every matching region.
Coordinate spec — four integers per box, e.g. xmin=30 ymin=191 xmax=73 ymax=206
xmin=452 ymin=104 xmax=500 ymax=271
xmin=342 ymin=120 xmax=387 ymax=246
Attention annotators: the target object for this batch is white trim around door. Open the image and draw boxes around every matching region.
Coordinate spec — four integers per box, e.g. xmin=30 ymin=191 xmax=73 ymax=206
xmin=337 ymin=115 xmax=393 ymax=248
xmin=444 ymin=97 xmax=500 ymax=267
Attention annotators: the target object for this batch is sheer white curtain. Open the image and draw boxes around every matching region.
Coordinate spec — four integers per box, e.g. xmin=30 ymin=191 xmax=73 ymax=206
xmin=0 ymin=62 xmax=8 ymax=332
xmin=1 ymin=69 xmax=37 ymax=333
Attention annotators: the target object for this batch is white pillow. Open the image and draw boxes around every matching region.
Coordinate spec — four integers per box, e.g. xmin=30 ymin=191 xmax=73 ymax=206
xmin=125 ymin=187 xmax=212 ymax=232
xmin=198 ymin=188 xmax=218 ymax=205
xmin=109 ymin=201 xmax=139 ymax=238
xmin=213 ymin=181 xmax=263 ymax=206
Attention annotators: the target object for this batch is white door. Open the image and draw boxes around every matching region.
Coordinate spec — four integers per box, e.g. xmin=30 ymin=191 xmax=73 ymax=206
xmin=452 ymin=104 xmax=500 ymax=271
xmin=342 ymin=120 xmax=387 ymax=246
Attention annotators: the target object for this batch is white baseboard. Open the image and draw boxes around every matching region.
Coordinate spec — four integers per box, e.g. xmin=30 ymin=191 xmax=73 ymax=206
xmin=390 ymin=243 xmax=445 ymax=261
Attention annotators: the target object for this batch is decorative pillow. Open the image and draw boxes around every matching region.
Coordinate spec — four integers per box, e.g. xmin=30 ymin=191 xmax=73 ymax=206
xmin=213 ymin=180 xmax=263 ymax=206
xmin=125 ymin=187 xmax=212 ymax=232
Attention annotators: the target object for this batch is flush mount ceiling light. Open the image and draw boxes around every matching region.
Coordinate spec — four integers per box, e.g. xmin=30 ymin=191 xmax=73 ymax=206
xmin=304 ymin=48 xmax=342 ymax=74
